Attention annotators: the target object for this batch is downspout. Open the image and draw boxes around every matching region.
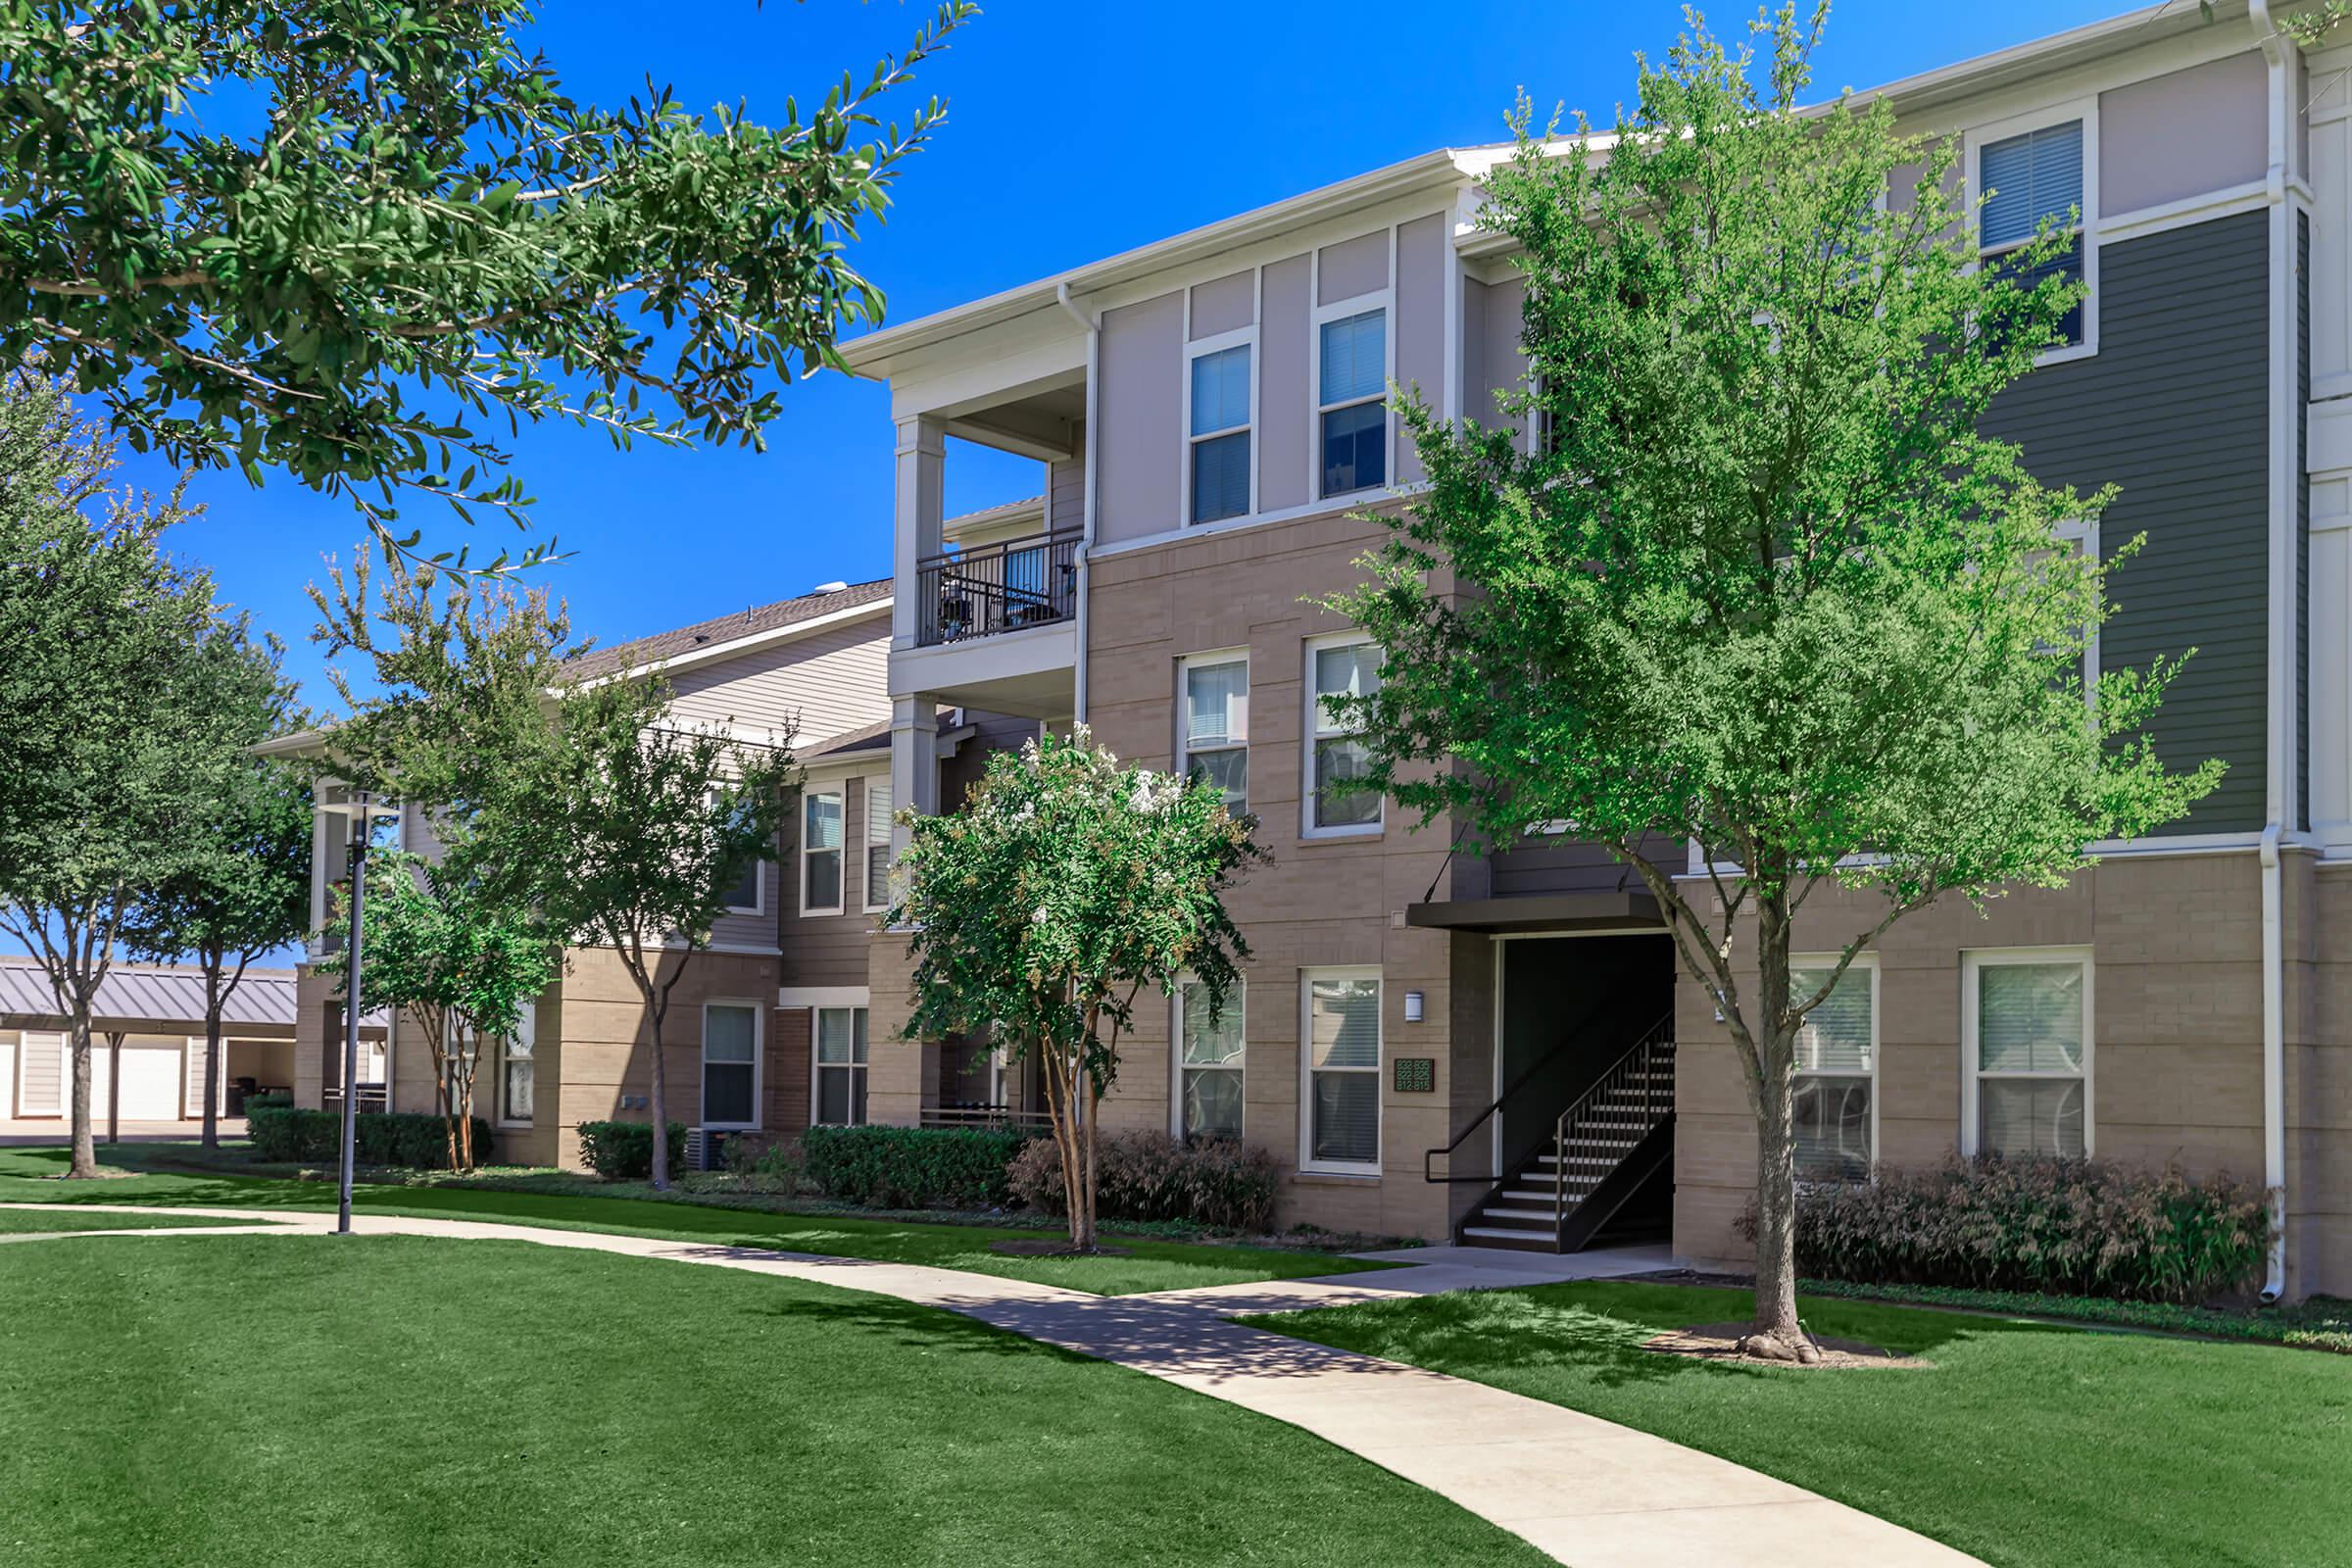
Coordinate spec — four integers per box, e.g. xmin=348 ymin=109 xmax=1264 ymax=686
xmin=1055 ymin=281 xmax=1101 ymax=727
xmin=2252 ymin=0 xmax=2291 ymax=1303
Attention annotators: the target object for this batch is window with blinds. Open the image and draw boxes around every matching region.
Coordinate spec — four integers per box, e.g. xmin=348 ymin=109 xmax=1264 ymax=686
xmin=814 ymin=1006 xmax=868 ymax=1126
xmin=1789 ymin=962 xmax=1874 ymax=1182
xmin=500 ymin=1003 xmax=536 ymax=1125
xmin=863 ymin=782 xmax=893 ymax=911
xmin=1979 ymin=119 xmax=2085 ymax=347
xmin=1308 ymin=639 xmax=1382 ymax=831
xmin=702 ymin=1004 xmax=760 ymax=1128
xmin=1178 ymin=979 xmax=1244 ymax=1140
xmin=1190 ymin=343 xmax=1251 ymax=524
xmin=1180 ymin=657 xmax=1249 ymax=811
xmin=1303 ymin=972 xmax=1380 ymax=1171
xmin=803 ymin=790 xmax=844 ymax=914
xmin=1969 ymin=955 xmax=2089 ymax=1158
xmin=1318 ymin=309 xmax=1386 ymax=497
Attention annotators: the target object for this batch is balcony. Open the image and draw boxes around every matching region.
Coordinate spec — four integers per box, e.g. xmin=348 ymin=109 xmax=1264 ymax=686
xmin=915 ymin=528 xmax=1082 ymax=647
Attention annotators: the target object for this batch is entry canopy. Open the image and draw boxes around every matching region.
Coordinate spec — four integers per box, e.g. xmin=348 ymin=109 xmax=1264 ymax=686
xmin=1403 ymin=891 xmax=1663 ymax=935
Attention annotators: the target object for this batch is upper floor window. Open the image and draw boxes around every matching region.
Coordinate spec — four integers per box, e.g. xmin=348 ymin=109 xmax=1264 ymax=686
xmin=1963 ymin=949 xmax=2091 ymax=1159
xmin=863 ymin=781 xmax=894 ymax=913
xmin=1179 ymin=655 xmax=1249 ymax=812
xmin=1789 ymin=958 xmax=1875 ymax=1183
xmin=802 ymin=789 xmax=844 ymax=916
xmin=1318 ymin=308 xmax=1387 ymax=497
xmin=1979 ymin=118 xmax=2087 ymax=350
xmin=1307 ymin=637 xmax=1382 ymax=833
xmin=1189 ymin=342 xmax=1251 ymax=524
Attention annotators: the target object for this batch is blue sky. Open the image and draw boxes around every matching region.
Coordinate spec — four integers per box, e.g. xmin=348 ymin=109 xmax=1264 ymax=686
xmin=116 ymin=0 xmax=2142 ymax=708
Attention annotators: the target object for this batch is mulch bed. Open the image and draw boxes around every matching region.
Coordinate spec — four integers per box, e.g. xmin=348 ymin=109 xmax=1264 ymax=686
xmin=1642 ymin=1320 xmax=1927 ymax=1369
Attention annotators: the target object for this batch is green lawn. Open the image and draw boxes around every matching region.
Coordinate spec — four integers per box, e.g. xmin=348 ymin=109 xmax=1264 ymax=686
xmin=0 ymin=1207 xmax=269 ymax=1234
xmin=1247 ymin=1280 xmax=2352 ymax=1568
xmin=0 ymin=1235 xmax=1544 ymax=1568
xmin=0 ymin=1147 xmax=1389 ymax=1295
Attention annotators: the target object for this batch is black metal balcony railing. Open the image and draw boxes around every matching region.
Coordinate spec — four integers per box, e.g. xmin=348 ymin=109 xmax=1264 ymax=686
xmin=916 ymin=529 xmax=1082 ymax=647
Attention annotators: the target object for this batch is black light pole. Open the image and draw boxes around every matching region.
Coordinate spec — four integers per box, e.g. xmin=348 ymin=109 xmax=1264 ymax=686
xmin=335 ymin=795 xmax=374 ymax=1236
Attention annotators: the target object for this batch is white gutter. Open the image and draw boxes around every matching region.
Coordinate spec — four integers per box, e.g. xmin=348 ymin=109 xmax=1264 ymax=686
xmin=1055 ymin=281 xmax=1101 ymax=727
xmin=2251 ymin=0 xmax=2291 ymax=1304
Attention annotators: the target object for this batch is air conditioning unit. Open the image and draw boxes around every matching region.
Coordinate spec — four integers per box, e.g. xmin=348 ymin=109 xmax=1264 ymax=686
xmin=685 ymin=1127 xmax=727 ymax=1172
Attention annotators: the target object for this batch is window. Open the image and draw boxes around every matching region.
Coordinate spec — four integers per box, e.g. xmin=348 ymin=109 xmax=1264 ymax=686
xmin=1176 ymin=979 xmax=1244 ymax=1140
xmin=1789 ymin=959 xmax=1875 ymax=1182
xmin=863 ymin=782 xmax=893 ymax=912
xmin=1964 ymin=950 xmax=2091 ymax=1159
xmin=710 ymin=789 xmax=764 ymax=913
xmin=1178 ymin=655 xmax=1249 ymax=811
xmin=1306 ymin=637 xmax=1382 ymax=833
xmin=813 ymin=1006 xmax=868 ymax=1126
xmin=499 ymin=1003 xmax=536 ymax=1126
xmin=802 ymin=789 xmax=844 ymax=915
xmin=1318 ymin=308 xmax=1386 ymax=497
xmin=1978 ymin=117 xmax=2088 ymax=350
xmin=1301 ymin=970 xmax=1380 ymax=1173
xmin=1189 ymin=341 xmax=1251 ymax=524
xmin=702 ymin=1003 xmax=760 ymax=1128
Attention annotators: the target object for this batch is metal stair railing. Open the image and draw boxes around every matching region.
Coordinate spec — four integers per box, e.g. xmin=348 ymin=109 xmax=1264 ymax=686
xmin=1550 ymin=1013 xmax=1675 ymax=1235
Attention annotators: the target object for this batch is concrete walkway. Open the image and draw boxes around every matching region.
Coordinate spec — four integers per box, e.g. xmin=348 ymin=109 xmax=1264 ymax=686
xmin=1 ymin=1203 xmax=1980 ymax=1568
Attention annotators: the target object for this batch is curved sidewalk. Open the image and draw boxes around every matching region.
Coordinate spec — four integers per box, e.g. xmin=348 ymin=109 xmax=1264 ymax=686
xmin=2 ymin=1202 xmax=1981 ymax=1568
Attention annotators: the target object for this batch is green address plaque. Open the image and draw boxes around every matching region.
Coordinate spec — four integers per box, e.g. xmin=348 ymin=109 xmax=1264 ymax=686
xmin=1393 ymin=1056 xmax=1437 ymax=1095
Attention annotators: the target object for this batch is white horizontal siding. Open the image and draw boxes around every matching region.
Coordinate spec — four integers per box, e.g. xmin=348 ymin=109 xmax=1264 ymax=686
xmin=664 ymin=613 xmax=891 ymax=746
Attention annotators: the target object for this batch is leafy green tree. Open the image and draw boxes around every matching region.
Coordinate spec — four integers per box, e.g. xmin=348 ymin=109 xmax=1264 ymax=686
xmin=0 ymin=371 xmax=242 ymax=1177
xmin=319 ymin=851 xmax=558 ymax=1171
xmin=1322 ymin=12 xmax=2221 ymax=1358
xmin=122 ymin=633 xmax=314 ymax=1151
xmin=1 ymin=0 xmax=973 ymax=567
xmin=894 ymin=730 xmax=1258 ymax=1250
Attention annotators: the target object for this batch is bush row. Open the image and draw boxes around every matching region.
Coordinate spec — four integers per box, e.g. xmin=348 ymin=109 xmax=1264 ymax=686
xmin=246 ymin=1104 xmax=494 ymax=1170
xmin=800 ymin=1124 xmax=1035 ymax=1209
xmin=574 ymin=1120 xmax=694 ymax=1182
xmin=1007 ymin=1130 xmax=1280 ymax=1234
xmin=1751 ymin=1155 xmax=2270 ymax=1304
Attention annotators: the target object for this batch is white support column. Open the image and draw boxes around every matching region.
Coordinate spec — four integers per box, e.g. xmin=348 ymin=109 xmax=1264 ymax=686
xmin=892 ymin=417 xmax=947 ymax=652
xmin=888 ymin=696 xmax=941 ymax=859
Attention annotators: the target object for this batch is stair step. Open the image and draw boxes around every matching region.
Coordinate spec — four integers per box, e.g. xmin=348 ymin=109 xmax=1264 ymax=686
xmin=1464 ymin=1223 xmax=1555 ymax=1240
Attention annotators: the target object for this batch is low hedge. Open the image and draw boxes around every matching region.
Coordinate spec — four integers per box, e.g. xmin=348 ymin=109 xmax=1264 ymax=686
xmin=246 ymin=1104 xmax=494 ymax=1170
xmin=801 ymin=1124 xmax=1033 ymax=1209
xmin=1746 ymin=1154 xmax=2270 ymax=1304
xmin=575 ymin=1120 xmax=693 ymax=1182
xmin=1008 ymin=1130 xmax=1280 ymax=1234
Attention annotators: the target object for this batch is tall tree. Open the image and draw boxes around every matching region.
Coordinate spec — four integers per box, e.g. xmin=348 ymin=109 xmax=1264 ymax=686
xmin=894 ymin=730 xmax=1258 ymax=1250
xmin=122 ymin=633 xmax=313 ymax=1150
xmin=0 ymin=371 xmax=241 ymax=1176
xmin=1323 ymin=11 xmax=2221 ymax=1359
xmin=1 ymin=0 xmax=973 ymax=568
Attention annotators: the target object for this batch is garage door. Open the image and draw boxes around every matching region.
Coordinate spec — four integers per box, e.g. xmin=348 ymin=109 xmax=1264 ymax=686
xmin=91 ymin=1039 xmax=186 ymax=1120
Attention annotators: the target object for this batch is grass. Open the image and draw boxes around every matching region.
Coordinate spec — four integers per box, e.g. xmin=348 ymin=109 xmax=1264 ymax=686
xmin=0 ymin=1235 xmax=1547 ymax=1568
xmin=1796 ymin=1275 xmax=2352 ymax=1354
xmin=0 ymin=1207 xmax=270 ymax=1234
xmin=1245 ymin=1280 xmax=2352 ymax=1568
xmin=0 ymin=1146 xmax=1391 ymax=1296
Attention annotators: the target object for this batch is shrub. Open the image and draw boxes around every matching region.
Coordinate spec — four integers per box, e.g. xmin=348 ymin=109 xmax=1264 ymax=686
xmin=1743 ymin=1155 xmax=2271 ymax=1304
xmin=800 ymin=1125 xmax=1032 ymax=1209
xmin=1007 ymin=1131 xmax=1280 ymax=1234
xmin=240 ymin=1090 xmax=293 ymax=1115
xmin=574 ymin=1120 xmax=693 ymax=1182
xmin=723 ymin=1134 xmax=806 ymax=1194
xmin=245 ymin=1104 xmax=493 ymax=1170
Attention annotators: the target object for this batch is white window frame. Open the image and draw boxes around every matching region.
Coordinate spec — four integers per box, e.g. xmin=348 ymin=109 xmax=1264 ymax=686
xmin=861 ymin=780 xmax=893 ymax=914
xmin=1176 ymin=650 xmax=1250 ymax=813
xmin=1788 ymin=953 xmax=1879 ymax=1185
xmin=1310 ymin=276 xmax=1395 ymax=502
xmin=1170 ymin=976 xmax=1246 ymax=1141
xmin=1960 ymin=946 xmax=2095 ymax=1159
xmin=1302 ymin=632 xmax=1384 ymax=840
xmin=700 ymin=999 xmax=763 ymax=1131
xmin=708 ymin=787 xmax=766 ymax=917
xmin=1298 ymin=966 xmax=1382 ymax=1177
xmin=809 ymin=1004 xmax=869 ymax=1127
xmin=800 ymin=787 xmax=845 ymax=918
xmin=1964 ymin=98 xmax=2099 ymax=368
xmin=1182 ymin=320 xmax=1258 ymax=527
xmin=497 ymin=1002 xmax=536 ymax=1128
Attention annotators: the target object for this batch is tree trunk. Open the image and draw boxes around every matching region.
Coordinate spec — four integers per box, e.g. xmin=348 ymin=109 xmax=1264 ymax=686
xmin=66 ymin=1011 xmax=97 ymax=1178
xmin=106 ymin=1030 xmax=122 ymax=1145
xmin=641 ymin=974 xmax=671 ymax=1192
xmin=1080 ymin=1076 xmax=1102 ymax=1251
xmin=1744 ymin=886 xmax=1814 ymax=1363
xmin=1040 ymin=1046 xmax=1082 ymax=1248
xmin=201 ymin=989 xmax=223 ymax=1152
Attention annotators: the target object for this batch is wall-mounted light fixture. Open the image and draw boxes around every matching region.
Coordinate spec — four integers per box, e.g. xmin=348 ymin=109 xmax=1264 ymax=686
xmin=1403 ymin=990 xmax=1425 ymax=1023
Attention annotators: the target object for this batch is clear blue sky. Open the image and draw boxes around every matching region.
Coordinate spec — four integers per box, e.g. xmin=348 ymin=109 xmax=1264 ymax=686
xmin=116 ymin=0 xmax=2143 ymax=709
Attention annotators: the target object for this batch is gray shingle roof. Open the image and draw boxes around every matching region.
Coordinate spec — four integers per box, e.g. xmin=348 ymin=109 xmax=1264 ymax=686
xmin=564 ymin=577 xmax=893 ymax=683
xmin=0 ymin=956 xmax=300 ymax=1031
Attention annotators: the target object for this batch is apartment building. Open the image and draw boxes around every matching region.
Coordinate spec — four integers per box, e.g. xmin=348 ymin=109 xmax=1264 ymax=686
xmin=847 ymin=2 xmax=2352 ymax=1298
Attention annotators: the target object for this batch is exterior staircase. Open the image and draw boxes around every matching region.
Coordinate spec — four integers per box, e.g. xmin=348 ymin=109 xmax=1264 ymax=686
xmin=1461 ymin=1030 xmax=1676 ymax=1253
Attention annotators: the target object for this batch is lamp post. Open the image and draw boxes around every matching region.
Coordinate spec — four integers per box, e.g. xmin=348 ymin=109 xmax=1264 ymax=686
xmin=323 ymin=787 xmax=397 ymax=1237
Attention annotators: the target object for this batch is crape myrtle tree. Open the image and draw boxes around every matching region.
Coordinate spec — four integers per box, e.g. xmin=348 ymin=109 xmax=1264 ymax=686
xmin=122 ymin=636 xmax=314 ymax=1151
xmin=1322 ymin=9 xmax=2222 ymax=1360
xmin=0 ymin=0 xmax=974 ymax=568
xmin=894 ymin=729 xmax=1259 ymax=1251
xmin=0 ymin=371 xmax=247 ymax=1177
xmin=318 ymin=549 xmax=795 ymax=1191
xmin=318 ymin=850 xmax=558 ymax=1171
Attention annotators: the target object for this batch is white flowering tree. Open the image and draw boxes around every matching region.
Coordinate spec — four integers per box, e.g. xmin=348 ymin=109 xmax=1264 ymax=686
xmin=894 ymin=729 xmax=1260 ymax=1250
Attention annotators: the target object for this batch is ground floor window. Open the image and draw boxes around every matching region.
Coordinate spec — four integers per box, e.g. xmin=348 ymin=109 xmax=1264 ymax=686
xmin=814 ymin=1006 xmax=867 ymax=1126
xmin=1301 ymin=970 xmax=1380 ymax=1173
xmin=702 ymin=1003 xmax=760 ymax=1128
xmin=500 ymin=1005 xmax=536 ymax=1125
xmin=1964 ymin=949 xmax=2091 ymax=1158
xmin=1789 ymin=957 xmax=1875 ymax=1182
xmin=1177 ymin=978 xmax=1243 ymax=1140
